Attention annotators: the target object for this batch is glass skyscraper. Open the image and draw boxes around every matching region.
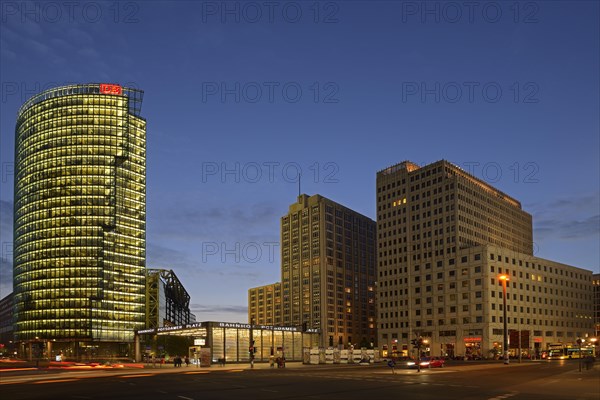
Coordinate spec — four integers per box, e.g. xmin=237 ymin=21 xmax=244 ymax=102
xmin=13 ymin=83 xmax=146 ymax=357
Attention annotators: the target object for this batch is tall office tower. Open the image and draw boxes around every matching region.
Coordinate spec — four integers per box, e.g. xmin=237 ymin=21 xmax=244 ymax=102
xmin=13 ymin=83 xmax=146 ymax=358
xmin=593 ymin=274 xmax=600 ymax=338
xmin=377 ymin=160 xmax=594 ymax=359
xmin=248 ymin=283 xmax=282 ymax=325
xmin=281 ymin=194 xmax=377 ymax=348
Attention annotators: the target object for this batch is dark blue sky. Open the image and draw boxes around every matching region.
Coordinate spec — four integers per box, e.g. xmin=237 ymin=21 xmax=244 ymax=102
xmin=1 ymin=1 xmax=599 ymax=322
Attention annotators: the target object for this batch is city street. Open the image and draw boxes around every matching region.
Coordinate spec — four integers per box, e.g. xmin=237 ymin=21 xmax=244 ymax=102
xmin=1 ymin=360 xmax=598 ymax=400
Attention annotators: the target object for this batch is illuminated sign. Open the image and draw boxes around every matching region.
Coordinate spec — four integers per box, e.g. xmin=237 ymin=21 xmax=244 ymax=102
xmin=464 ymin=337 xmax=482 ymax=342
xmin=99 ymin=84 xmax=122 ymax=95
xmin=219 ymin=322 xmax=252 ymax=329
xmin=157 ymin=325 xmax=184 ymax=333
xmin=194 ymin=338 xmax=206 ymax=346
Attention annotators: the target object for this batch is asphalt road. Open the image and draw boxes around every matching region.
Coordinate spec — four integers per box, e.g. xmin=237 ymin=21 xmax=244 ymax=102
xmin=1 ymin=360 xmax=598 ymax=400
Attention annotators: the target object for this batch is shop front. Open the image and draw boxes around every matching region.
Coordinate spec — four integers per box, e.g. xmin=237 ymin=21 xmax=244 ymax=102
xmin=464 ymin=337 xmax=482 ymax=359
xmin=440 ymin=342 xmax=455 ymax=359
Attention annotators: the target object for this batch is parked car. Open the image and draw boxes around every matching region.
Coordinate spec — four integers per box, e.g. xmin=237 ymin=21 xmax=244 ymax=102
xmin=407 ymin=356 xmax=445 ymax=368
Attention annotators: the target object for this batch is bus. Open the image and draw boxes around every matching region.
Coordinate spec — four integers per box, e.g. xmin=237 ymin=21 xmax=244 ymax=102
xmin=547 ymin=345 xmax=594 ymax=360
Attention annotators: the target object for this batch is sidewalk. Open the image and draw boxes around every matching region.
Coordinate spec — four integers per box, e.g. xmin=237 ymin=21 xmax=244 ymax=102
xmin=140 ymin=361 xmax=365 ymax=372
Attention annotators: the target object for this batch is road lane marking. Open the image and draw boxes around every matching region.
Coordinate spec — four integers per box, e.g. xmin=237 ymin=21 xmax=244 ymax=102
xmin=178 ymin=396 xmax=194 ymax=400
xmin=184 ymin=371 xmax=210 ymax=374
xmin=119 ymin=374 xmax=155 ymax=378
xmin=0 ymin=368 xmax=37 ymax=372
xmin=34 ymin=379 xmax=78 ymax=384
xmin=488 ymin=392 xmax=519 ymax=400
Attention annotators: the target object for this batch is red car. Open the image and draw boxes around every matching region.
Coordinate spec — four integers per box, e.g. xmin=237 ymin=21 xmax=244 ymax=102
xmin=407 ymin=356 xmax=445 ymax=368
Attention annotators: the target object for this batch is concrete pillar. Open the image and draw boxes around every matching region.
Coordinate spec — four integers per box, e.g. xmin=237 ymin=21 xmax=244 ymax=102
xmin=47 ymin=341 xmax=52 ymax=359
xmin=134 ymin=333 xmax=141 ymax=362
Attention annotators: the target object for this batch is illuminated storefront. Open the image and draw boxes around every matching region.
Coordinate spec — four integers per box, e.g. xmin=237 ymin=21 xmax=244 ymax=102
xmin=464 ymin=336 xmax=482 ymax=359
xmin=136 ymin=321 xmax=320 ymax=363
xmin=13 ymin=83 xmax=146 ymax=358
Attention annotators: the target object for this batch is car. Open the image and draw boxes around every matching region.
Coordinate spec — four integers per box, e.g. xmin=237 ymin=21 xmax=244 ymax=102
xmin=406 ymin=356 xmax=445 ymax=368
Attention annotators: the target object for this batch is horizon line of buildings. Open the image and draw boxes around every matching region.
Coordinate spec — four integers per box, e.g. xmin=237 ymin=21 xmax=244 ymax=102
xmin=250 ymin=160 xmax=599 ymax=358
xmin=0 ymin=83 xmax=598 ymax=362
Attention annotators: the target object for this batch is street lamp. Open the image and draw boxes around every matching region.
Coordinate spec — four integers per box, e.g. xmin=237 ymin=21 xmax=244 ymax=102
xmin=249 ymin=317 xmax=255 ymax=369
xmin=498 ymin=274 xmax=510 ymax=365
xmin=577 ymin=338 xmax=585 ymax=372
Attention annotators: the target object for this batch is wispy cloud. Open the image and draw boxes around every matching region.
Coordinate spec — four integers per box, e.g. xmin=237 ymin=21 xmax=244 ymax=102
xmin=164 ymin=201 xmax=278 ymax=227
xmin=0 ymin=253 xmax=13 ymax=298
xmin=152 ymin=201 xmax=280 ymax=241
xmin=535 ymin=215 xmax=600 ymax=240
xmin=530 ymin=192 xmax=600 ymax=240
xmin=0 ymin=200 xmax=13 ymax=238
xmin=190 ymin=304 xmax=247 ymax=314
xmin=146 ymin=241 xmax=200 ymax=272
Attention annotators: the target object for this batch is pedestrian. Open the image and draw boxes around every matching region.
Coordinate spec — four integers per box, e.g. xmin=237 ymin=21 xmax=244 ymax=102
xmin=584 ymin=355 xmax=595 ymax=370
xmin=269 ymin=356 xmax=275 ymax=368
xmin=185 ymin=356 xmax=190 ymax=367
xmin=387 ymin=359 xmax=396 ymax=374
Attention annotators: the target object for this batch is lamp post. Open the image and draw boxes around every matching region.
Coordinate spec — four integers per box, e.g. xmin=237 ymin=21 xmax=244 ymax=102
xmin=249 ymin=317 xmax=254 ymax=369
xmin=499 ymin=274 xmax=510 ymax=365
xmin=577 ymin=338 xmax=584 ymax=372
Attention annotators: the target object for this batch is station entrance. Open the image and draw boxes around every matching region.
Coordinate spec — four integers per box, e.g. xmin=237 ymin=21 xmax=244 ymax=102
xmin=135 ymin=321 xmax=320 ymax=365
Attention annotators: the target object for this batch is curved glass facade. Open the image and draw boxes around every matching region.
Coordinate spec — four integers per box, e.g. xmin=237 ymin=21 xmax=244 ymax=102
xmin=13 ymin=83 xmax=146 ymax=344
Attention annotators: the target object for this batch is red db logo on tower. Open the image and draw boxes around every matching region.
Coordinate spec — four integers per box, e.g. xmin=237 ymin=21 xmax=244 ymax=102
xmin=99 ymin=84 xmax=123 ymax=95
